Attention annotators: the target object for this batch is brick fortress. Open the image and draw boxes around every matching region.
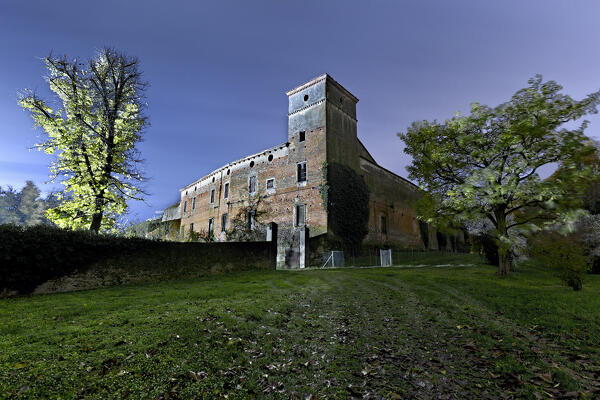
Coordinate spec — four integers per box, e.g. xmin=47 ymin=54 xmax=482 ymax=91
xmin=165 ymin=74 xmax=430 ymax=266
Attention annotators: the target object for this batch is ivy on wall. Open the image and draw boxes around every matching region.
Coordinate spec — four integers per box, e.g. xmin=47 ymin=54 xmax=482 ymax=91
xmin=320 ymin=162 xmax=370 ymax=250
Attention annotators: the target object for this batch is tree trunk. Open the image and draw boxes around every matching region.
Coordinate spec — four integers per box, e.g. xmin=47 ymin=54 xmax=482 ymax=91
xmin=495 ymin=208 xmax=511 ymax=276
xmin=498 ymin=248 xmax=510 ymax=275
xmin=89 ymin=195 xmax=104 ymax=233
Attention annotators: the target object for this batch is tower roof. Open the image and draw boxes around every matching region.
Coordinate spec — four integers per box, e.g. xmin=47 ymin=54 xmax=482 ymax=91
xmin=285 ymin=73 xmax=359 ymax=103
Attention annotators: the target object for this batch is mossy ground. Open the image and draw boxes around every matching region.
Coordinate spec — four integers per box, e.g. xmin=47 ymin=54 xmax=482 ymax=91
xmin=1 ymin=255 xmax=599 ymax=399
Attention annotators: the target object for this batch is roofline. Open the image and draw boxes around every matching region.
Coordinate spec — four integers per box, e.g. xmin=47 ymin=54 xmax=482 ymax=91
xmin=357 ymin=138 xmax=377 ymax=164
xmin=179 ymin=141 xmax=290 ymax=192
xmin=359 ymin=156 xmax=420 ymax=190
xmin=285 ymin=74 xmax=359 ymax=103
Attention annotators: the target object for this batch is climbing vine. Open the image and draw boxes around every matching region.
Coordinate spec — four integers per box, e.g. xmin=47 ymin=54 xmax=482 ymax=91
xmin=320 ymin=162 xmax=370 ymax=250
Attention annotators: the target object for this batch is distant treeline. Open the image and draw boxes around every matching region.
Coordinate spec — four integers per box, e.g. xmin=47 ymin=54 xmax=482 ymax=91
xmin=0 ymin=181 xmax=59 ymax=226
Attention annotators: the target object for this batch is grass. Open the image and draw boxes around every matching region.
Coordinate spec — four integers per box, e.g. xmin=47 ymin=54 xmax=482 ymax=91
xmin=1 ymin=256 xmax=599 ymax=399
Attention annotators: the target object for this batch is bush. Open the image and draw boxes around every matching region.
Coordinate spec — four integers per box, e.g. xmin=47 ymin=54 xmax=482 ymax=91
xmin=472 ymin=234 xmax=499 ymax=266
xmin=528 ymin=232 xmax=590 ymax=291
xmin=0 ymin=224 xmax=158 ymax=294
xmin=1 ymin=224 xmax=275 ymax=296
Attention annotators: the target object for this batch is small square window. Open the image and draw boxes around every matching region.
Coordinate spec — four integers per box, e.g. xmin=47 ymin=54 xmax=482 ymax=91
xmin=299 ymin=131 xmax=305 ymax=142
xmin=266 ymin=178 xmax=275 ymax=190
xmin=295 ymin=204 xmax=306 ymax=227
xmin=210 ymin=189 xmax=215 ymax=204
xmin=297 ymin=162 xmax=307 ymax=183
xmin=223 ymin=182 xmax=229 ymax=199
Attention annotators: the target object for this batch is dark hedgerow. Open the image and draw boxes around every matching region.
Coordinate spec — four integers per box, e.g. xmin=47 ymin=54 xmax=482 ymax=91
xmin=0 ymin=224 xmax=176 ymax=294
xmin=320 ymin=162 xmax=370 ymax=252
xmin=0 ymin=224 xmax=274 ymax=295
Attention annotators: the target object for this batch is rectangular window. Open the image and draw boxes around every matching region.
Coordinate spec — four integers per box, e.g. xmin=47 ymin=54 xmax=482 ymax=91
xmin=223 ymin=182 xmax=229 ymax=199
xmin=297 ymin=162 xmax=307 ymax=182
xmin=208 ymin=218 xmax=214 ymax=236
xmin=266 ymin=178 xmax=274 ymax=190
xmin=192 ymin=197 xmax=196 ymax=210
xmin=183 ymin=200 xmax=187 ymax=213
xmin=190 ymin=222 xmax=194 ymax=232
xmin=299 ymin=131 xmax=306 ymax=142
xmin=381 ymin=215 xmax=387 ymax=234
xmin=295 ymin=204 xmax=306 ymax=227
xmin=210 ymin=189 xmax=215 ymax=204
xmin=221 ymin=213 xmax=228 ymax=232
xmin=248 ymin=176 xmax=257 ymax=194
xmin=247 ymin=210 xmax=255 ymax=230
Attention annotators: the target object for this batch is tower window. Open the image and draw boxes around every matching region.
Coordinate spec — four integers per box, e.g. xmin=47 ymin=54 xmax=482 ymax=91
xmin=299 ymin=131 xmax=305 ymax=142
xmin=221 ymin=213 xmax=228 ymax=232
xmin=297 ymin=162 xmax=307 ymax=182
xmin=183 ymin=200 xmax=187 ymax=213
xmin=381 ymin=215 xmax=387 ymax=234
xmin=248 ymin=176 xmax=257 ymax=194
xmin=210 ymin=189 xmax=215 ymax=204
xmin=249 ymin=161 xmax=255 ymax=168
xmin=192 ymin=197 xmax=196 ymax=210
xmin=223 ymin=182 xmax=229 ymax=199
xmin=295 ymin=204 xmax=306 ymax=227
xmin=266 ymin=178 xmax=275 ymax=190
xmin=303 ymin=94 xmax=309 ymax=102
xmin=208 ymin=218 xmax=214 ymax=236
xmin=268 ymin=154 xmax=273 ymax=162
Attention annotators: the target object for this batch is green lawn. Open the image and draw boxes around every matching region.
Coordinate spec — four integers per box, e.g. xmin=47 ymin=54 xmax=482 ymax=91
xmin=1 ymin=257 xmax=599 ymax=399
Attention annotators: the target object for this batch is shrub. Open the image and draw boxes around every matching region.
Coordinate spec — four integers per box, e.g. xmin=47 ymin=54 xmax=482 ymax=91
xmin=472 ymin=234 xmax=499 ymax=266
xmin=1 ymin=224 xmax=276 ymax=296
xmin=0 ymin=224 xmax=155 ymax=294
xmin=528 ymin=232 xmax=590 ymax=290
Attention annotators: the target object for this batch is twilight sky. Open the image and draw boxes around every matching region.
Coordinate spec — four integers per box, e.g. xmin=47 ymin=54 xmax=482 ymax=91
xmin=2 ymin=0 xmax=600 ymax=222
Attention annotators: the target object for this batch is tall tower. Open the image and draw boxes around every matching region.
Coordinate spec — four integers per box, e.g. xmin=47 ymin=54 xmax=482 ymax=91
xmin=286 ymin=74 xmax=360 ymax=170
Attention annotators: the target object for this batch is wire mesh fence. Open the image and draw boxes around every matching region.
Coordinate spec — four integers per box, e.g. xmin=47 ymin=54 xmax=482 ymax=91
xmin=342 ymin=248 xmax=481 ymax=267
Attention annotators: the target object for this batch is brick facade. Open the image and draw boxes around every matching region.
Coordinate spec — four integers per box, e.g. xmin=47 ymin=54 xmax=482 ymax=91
xmin=172 ymin=74 xmax=426 ymax=262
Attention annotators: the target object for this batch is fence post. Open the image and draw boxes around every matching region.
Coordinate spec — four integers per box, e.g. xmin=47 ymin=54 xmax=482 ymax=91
xmin=267 ymin=222 xmax=278 ymax=269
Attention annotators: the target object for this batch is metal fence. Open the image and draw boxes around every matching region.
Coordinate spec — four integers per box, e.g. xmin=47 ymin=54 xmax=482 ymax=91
xmin=321 ymin=251 xmax=345 ymax=268
xmin=344 ymin=248 xmax=475 ymax=267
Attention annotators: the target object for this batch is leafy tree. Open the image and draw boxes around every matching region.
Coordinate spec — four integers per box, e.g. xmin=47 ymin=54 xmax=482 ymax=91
xmin=19 ymin=48 xmax=148 ymax=232
xmin=399 ymin=75 xmax=600 ymax=275
xmin=18 ymin=181 xmax=47 ymax=226
xmin=0 ymin=181 xmax=58 ymax=226
xmin=529 ymin=231 xmax=590 ymax=290
xmin=226 ymin=195 xmax=269 ymax=242
xmin=0 ymin=186 xmax=21 ymax=225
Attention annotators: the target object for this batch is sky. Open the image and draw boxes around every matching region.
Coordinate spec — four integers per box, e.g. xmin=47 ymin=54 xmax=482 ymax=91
xmin=2 ymin=0 xmax=600 ymax=222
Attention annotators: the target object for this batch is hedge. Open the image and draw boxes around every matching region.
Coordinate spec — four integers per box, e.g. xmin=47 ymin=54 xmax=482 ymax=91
xmin=0 ymin=224 xmax=275 ymax=295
